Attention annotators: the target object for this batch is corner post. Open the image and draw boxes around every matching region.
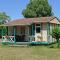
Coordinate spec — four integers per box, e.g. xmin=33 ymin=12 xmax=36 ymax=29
xmin=2 ymin=26 xmax=3 ymax=36
xmin=13 ymin=26 xmax=16 ymax=43
xmin=6 ymin=26 xmax=8 ymax=35
xmin=31 ymin=24 xmax=35 ymax=42
xmin=2 ymin=26 xmax=3 ymax=42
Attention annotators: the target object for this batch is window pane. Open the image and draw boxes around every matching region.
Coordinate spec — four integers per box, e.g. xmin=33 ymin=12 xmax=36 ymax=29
xmin=36 ymin=27 xmax=40 ymax=33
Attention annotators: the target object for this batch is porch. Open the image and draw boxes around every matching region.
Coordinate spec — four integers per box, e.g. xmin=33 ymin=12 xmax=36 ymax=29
xmin=1 ymin=24 xmax=35 ymax=44
xmin=0 ymin=23 xmax=48 ymax=45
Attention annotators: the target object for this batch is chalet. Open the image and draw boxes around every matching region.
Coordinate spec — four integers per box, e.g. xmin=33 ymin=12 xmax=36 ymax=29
xmin=0 ymin=17 xmax=60 ymax=44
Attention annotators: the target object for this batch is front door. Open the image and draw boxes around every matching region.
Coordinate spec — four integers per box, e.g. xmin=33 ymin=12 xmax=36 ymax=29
xmin=35 ymin=24 xmax=42 ymax=42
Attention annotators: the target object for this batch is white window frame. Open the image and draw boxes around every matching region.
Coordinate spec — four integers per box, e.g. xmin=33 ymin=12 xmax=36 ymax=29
xmin=35 ymin=24 xmax=41 ymax=34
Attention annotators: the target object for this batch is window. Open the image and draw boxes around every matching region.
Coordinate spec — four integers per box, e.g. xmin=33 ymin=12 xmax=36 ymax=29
xmin=35 ymin=24 xmax=41 ymax=33
xmin=36 ymin=27 xmax=40 ymax=33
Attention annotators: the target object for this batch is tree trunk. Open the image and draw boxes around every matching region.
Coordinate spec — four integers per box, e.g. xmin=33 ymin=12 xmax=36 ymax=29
xmin=57 ymin=39 xmax=59 ymax=48
xmin=58 ymin=42 xmax=59 ymax=48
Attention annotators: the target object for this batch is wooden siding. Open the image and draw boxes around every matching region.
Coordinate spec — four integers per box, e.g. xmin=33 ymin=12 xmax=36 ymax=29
xmin=50 ymin=18 xmax=60 ymax=24
xmin=41 ymin=23 xmax=48 ymax=42
xmin=8 ymin=27 xmax=13 ymax=36
xmin=48 ymin=23 xmax=59 ymax=43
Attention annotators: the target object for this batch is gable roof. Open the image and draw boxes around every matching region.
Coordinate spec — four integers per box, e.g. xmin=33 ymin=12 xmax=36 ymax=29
xmin=1 ymin=17 xmax=60 ymax=26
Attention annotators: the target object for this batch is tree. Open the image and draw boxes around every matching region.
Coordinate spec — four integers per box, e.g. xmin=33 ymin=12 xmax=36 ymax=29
xmin=0 ymin=12 xmax=11 ymax=24
xmin=50 ymin=28 xmax=60 ymax=48
xmin=0 ymin=12 xmax=11 ymax=36
xmin=22 ymin=0 xmax=53 ymax=18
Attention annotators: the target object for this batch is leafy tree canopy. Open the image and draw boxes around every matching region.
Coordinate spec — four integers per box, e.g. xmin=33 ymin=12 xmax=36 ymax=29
xmin=50 ymin=28 xmax=60 ymax=48
xmin=51 ymin=28 xmax=60 ymax=40
xmin=0 ymin=12 xmax=11 ymax=24
xmin=22 ymin=0 xmax=53 ymax=18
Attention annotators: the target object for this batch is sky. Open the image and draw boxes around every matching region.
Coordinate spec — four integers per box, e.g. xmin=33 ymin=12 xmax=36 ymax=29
xmin=0 ymin=0 xmax=60 ymax=20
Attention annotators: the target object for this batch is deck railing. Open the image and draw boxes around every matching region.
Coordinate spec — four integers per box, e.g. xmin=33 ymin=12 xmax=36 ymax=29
xmin=2 ymin=36 xmax=15 ymax=43
xmin=27 ymin=36 xmax=35 ymax=42
xmin=2 ymin=35 xmax=35 ymax=43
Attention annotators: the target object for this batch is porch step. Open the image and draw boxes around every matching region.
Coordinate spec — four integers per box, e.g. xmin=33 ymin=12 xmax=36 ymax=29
xmin=16 ymin=42 xmax=31 ymax=45
xmin=9 ymin=45 xmax=28 ymax=47
xmin=10 ymin=42 xmax=31 ymax=47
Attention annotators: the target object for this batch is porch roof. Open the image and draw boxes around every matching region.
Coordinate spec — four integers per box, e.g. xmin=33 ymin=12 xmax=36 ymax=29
xmin=0 ymin=17 xmax=60 ymax=26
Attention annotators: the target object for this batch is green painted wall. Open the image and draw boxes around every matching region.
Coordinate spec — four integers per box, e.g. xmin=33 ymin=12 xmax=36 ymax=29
xmin=29 ymin=24 xmax=35 ymax=35
xmin=32 ymin=23 xmax=35 ymax=35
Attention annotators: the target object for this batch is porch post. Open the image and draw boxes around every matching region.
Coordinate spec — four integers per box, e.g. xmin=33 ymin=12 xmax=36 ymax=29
xmin=6 ymin=26 xmax=8 ymax=35
xmin=32 ymin=24 xmax=35 ymax=35
xmin=2 ymin=26 xmax=3 ymax=36
xmin=13 ymin=26 xmax=16 ymax=43
xmin=32 ymin=24 xmax=33 ymax=35
xmin=2 ymin=26 xmax=3 ymax=41
xmin=31 ymin=24 xmax=35 ymax=42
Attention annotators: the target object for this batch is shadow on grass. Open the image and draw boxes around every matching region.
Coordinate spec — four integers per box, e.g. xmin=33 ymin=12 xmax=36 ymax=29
xmin=47 ymin=43 xmax=60 ymax=48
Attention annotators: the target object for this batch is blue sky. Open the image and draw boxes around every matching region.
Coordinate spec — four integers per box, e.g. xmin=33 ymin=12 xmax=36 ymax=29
xmin=0 ymin=0 xmax=60 ymax=20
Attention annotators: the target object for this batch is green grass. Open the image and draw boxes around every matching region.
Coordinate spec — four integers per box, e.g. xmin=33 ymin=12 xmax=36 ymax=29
xmin=0 ymin=45 xmax=60 ymax=60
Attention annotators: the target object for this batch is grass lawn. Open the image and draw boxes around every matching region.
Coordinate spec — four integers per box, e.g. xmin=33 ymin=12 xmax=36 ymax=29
xmin=0 ymin=45 xmax=60 ymax=60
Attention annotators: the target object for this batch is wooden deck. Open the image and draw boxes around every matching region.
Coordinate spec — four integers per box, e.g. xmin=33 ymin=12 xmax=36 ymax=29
xmin=16 ymin=42 xmax=31 ymax=45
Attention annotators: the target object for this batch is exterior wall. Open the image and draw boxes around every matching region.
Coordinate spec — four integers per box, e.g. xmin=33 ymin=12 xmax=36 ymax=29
xmin=41 ymin=23 xmax=48 ymax=42
xmin=16 ymin=26 xmax=29 ymax=36
xmin=8 ymin=26 xmax=13 ymax=35
xmin=16 ymin=26 xmax=21 ymax=35
xmin=35 ymin=23 xmax=48 ymax=42
xmin=48 ymin=23 xmax=54 ymax=43
xmin=48 ymin=23 xmax=60 ymax=43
